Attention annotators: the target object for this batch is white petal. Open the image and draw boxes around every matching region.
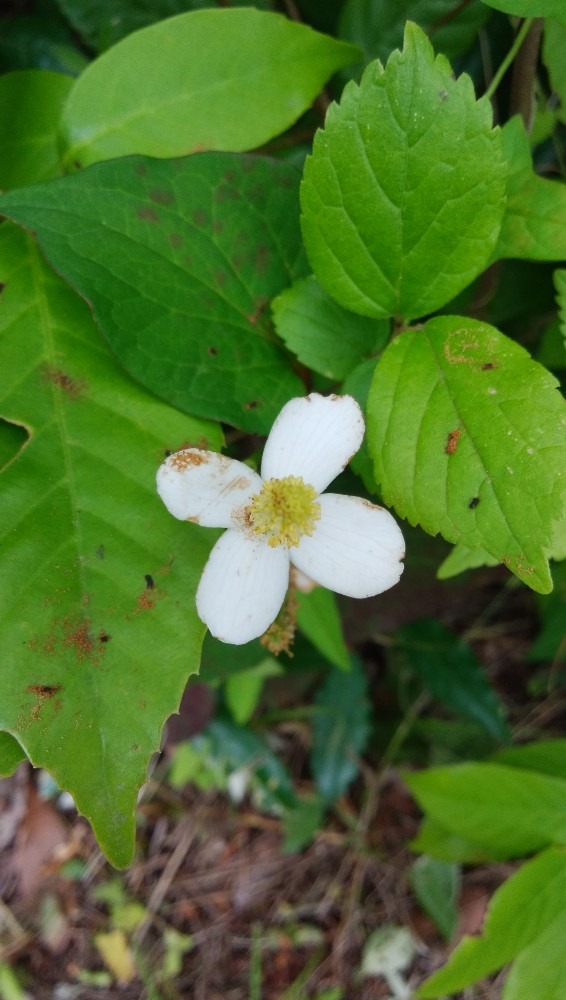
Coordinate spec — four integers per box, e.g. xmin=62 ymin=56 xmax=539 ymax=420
xmin=196 ymin=530 xmax=290 ymax=644
xmin=261 ymin=393 xmax=365 ymax=492
xmin=290 ymin=493 xmax=405 ymax=598
xmin=157 ymin=450 xmax=262 ymax=527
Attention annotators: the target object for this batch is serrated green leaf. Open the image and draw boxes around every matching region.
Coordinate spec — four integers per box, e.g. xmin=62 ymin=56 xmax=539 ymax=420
xmin=396 ymin=620 xmax=509 ymax=741
xmin=311 ymin=657 xmax=370 ymax=802
xmin=367 ymin=316 xmax=566 ymax=594
xmin=300 ymin=22 xmax=506 ymax=321
xmin=296 ymin=587 xmax=350 ymax=672
xmin=406 ymin=763 xmax=566 ymax=859
xmin=494 ymin=117 xmax=566 ymax=260
xmin=272 ymin=275 xmax=389 ymax=380
xmin=483 ymin=0 xmax=566 ymax=18
xmin=503 ymin=908 xmax=566 ymax=1000
xmin=0 ymin=153 xmax=307 ymax=433
xmin=409 ymin=856 xmax=460 ymax=940
xmin=0 ymin=70 xmax=72 ymax=191
xmin=0 ymin=733 xmax=26 ymax=777
xmin=0 ymin=222 xmax=221 ymax=867
xmin=437 ymin=543 xmax=499 ymax=579
xmin=338 ymin=0 xmax=491 ymax=72
xmin=58 ymin=9 xmax=359 ymax=170
xmin=417 ymin=847 xmax=566 ymax=998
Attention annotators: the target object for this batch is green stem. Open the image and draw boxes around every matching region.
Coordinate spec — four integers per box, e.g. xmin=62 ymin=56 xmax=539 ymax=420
xmin=485 ymin=17 xmax=534 ymax=102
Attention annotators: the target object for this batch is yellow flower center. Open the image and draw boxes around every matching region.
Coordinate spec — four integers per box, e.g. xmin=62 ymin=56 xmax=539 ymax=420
xmin=248 ymin=476 xmax=320 ymax=548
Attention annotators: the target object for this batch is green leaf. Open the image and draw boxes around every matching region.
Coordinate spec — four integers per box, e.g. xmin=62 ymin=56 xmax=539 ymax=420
xmin=0 ymin=222 xmax=221 ymax=867
xmin=494 ymin=116 xmax=566 ymax=261
xmin=300 ymin=22 xmax=506 ymax=321
xmin=338 ymin=0 xmax=491 ymax=72
xmin=58 ymin=9 xmax=359 ymax=169
xmin=296 ymin=587 xmax=350 ymax=672
xmin=282 ymin=794 xmax=325 ymax=853
xmin=494 ymin=740 xmax=566 ymax=780
xmin=202 ymin=719 xmax=297 ymax=811
xmin=543 ymin=20 xmax=566 ymax=121
xmin=224 ymin=657 xmax=283 ymax=725
xmin=367 ymin=316 xmax=566 ymax=594
xmin=503 ymin=908 xmax=566 ymax=1000
xmin=396 ymin=619 xmax=509 ymax=741
xmin=437 ymin=543 xmax=499 ymax=579
xmin=0 ymin=12 xmax=88 ymax=76
xmin=0 ymin=419 xmax=28 ymax=472
xmin=483 ymin=0 xmax=566 ymax=18
xmin=272 ymin=275 xmax=389 ymax=380
xmin=311 ymin=657 xmax=371 ymax=802
xmin=411 ymin=816 xmax=492 ymax=864
xmin=53 ymin=0 xmax=217 ymax=52
xmin=342 ymin=357 xmax=380 ymax=492
xmin=417 ymin=847 xmax=566 ymax=997
xmin=0 ymin=733 xmax=26 ymax=777
xmin=556 ymin=269 xmax=566 ymax=349
xmin=0 ymin=71 xmax=72 ymax=191
xmin=405 ymin=763 xmax=566 ymax=860
xmin=409 ymin=856 xmax=460 ymax=940
xmin=0 ymin=153 xmax=307 ymax=433
xmin=528 ymin=562 xmax=566 ymax=663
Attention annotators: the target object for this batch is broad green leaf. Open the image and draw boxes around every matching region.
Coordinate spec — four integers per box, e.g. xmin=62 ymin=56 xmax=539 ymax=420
xmin=0 ymin=153 xmax=307 ymax=433
xmin=543 ymin=20 xmax=566 ymax=121
xmin=504 ymin=908 xmax=566 ymax=1000
xmin=405 ymin=763 xmax=566 ymax=859
xmin=342 ymin=357 xmax=380 ymax=492
xmin=411 ymin=816 xmax=492 ymax=864
xmin=339 ymin=0 xmax=491 ymax=73
xmin=0 ymin=71 xmax=72 ymax=191
xmin=483 ymin=0 xmax=566 ymax=18
xmin=396 ymin=620 xmax=509 ymax=741
xmin=0 ymin=222 xmax=221 ymax=867
xmin=409 ymin=856 xmax=460 ymax=940
xmin=311 ymin=657 xmax=370 ymax=802
xmin=417 ymin=847 xmax=566 ymax=998
xmin=296 ymin=587 xmax=350 ymax=672
xmin=556 ymin=269 xmax=566 ymax=349
xmin=0 ymin=419 xmax=28 ymax=471
xmin=437 ymin=543 xmax=499 ymax=579
xmin=494 ymin=740 xmax=566 ymax=780
xmin=272 ymin=276 xmax=389 ymax=380
xmin=300 ymin=23 xmax=506 ymax=322
xmin=58 ymin=9 xmax=359 ymax=169
xmin=494 ymin=117 xmax=566 ymax=260
xmin=367 ymin=316 xmax=566 ymax=594
xmin=0 ymin=12 xmax=88 ymax=77
xmin=0 ymin=733 xmax=26 ymax=777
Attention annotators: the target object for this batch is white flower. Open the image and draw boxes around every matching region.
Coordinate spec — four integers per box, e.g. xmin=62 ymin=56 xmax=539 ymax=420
xmin=157 ymin=393 xmax=405 ymax=645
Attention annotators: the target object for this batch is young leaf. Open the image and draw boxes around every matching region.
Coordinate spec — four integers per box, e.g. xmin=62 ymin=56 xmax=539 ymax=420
xmin=417 ymin=847 xmax=566 ymax=998
xmin=300 ymin=22 xmax=506 ymax=321
xmin=0 ymin=70 xmax=72 ymax=190
xmin=367 ymin=316 xmax=566 ymax=594
xmin=437 ymin=543 xmax=499 ymax=580
xmin=272 ymin=275 xmax=389 ymax=380
xmin=311 ymin=657 xmax=370 ymax=802
xmin=296 ymin=586 xmax=351 ymax=672
xmin=409 ymin=856 xmax=460 ymax=941
xmin=543 ymin=20 xmax=566 ymax=122
xmin=405 ymin=763 xmax=566 ymax=859
xmin=0 ymin=222 xmax=221 ymax=867
xmin=0 ymin=153 xmax=307 ymax=433
xmin=396 ymin=619 xmax=509 ymax=742
xmin=58 ymin=8 xmax=360 ymax=169
xmin=494 ymin=116 xmax=566 ymax=261
xmin=556 ymin=269 xmax=566 ymax=347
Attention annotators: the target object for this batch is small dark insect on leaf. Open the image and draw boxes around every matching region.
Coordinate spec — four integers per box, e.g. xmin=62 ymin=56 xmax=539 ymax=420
xmin=469 ymin=497 xmax=481 ymax=509
xmin=164 ymin=449 xmax=173 ymax=457
xmin=145 ymin=574 xmax=155 ymax=590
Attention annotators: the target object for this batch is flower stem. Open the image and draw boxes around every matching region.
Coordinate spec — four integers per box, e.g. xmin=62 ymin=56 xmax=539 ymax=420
xmin=485 ymin=17 xmax=534 ymax=102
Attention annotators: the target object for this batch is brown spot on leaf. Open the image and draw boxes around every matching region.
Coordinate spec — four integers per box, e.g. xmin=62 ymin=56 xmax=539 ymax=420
xmin=244 ymin=400 xmax=259 ymax=410
xmin=255 ymin=245 xmax=269 ymax=274
xmin=439 ymin=89 xmax=448 ymax=101
xmin=27 ymin=684 xmax=61 ymax=698
xmin=150 ymin=189 xmax=173 ymax=206
xmin=169 ymin=233 xmax=183 ymax=248
xmin=134 ymin=590 xmax=155 ymax=614
xmin=213 ymin=220 xmax=224 ymax=234
xmin=170 ymin=449 xmax=207 ymax=471
xmin=99 ymin=631 xmax=111 ymax=643
xmin=192 ymin=208 xmax=208 ymax=227
xmin=481 ymin=362 xmax=497 ymax=371
xmin=445 ymin=429 xmax=461 ymax=455
xmin=41 ymin=365 xmax=86 ymax=400
xmin=245 ymin=297 xmax=269 ymax=325
xmin=0 ymin=282 xmax=5 ymax=293
xmin=136 ymin=205 xmax=160 ymax=223
xmin=135 ymin=163 xmax=148 ymax=176
xmin=214 ymin=269 xmax=227 ymax=287
xmin=208 ymin=346 xmax=218 ymax=356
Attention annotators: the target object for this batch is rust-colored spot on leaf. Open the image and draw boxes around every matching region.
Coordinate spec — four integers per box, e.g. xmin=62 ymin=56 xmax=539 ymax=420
xmin=169 ymin=232 xmax=183 ymax=249
xmin=255 ymin=246 xmax=269 ymax=274
xmin=445 ymin=429 xmax=461 ymax=455
xmin=244 ymin=400 xmax=259 ymax=410
xmin=41 ymin=365 xmax=86 ymax=400
xmin=192 ymin=208 xmax=208 ymax=227
xmin=214 ymin=269 xmax=227 ymax=287
xmin=135 ymin=163 xmax=148 ymax=176
xmin=134 ymin=590 xmax=155 ymax=614
xmin=136 ymin=205 xmax=160 ymax=223
xmin=245 ymin=297 xmax=269 ymax=325
xmin=150 ymin=189 xmax=173 ymax=206
xmin=0 ymin=282 xmax=5 ymax=293
xmin=481 ymin=362 xmax=497 ymax=371
xmin=170 ymin=449 xmax=207 ymax=471
xmin=27 ymin=684 xmax=61 ymax=698
xmin=208 ymin=346 xmax=218 ymax=356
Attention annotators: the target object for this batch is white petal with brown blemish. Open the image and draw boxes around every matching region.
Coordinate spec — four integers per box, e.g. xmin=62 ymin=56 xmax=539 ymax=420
xmin=157 ymin=450 xmax=261 ymax=527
